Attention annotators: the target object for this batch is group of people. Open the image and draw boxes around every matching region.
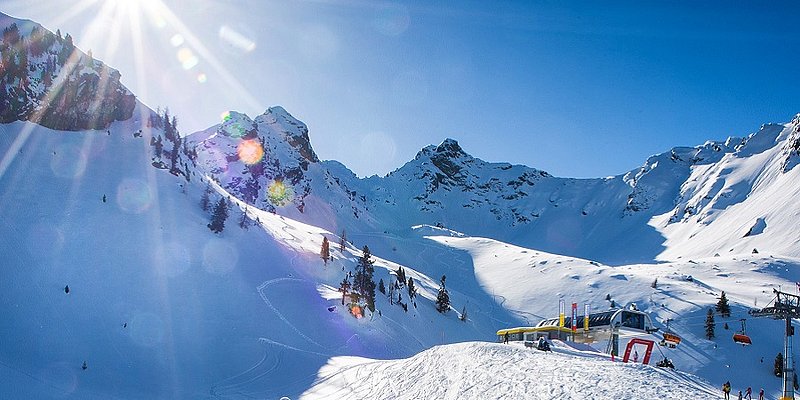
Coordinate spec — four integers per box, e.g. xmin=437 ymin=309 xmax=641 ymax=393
xmin=501 ymin=333 xmax=551 ymax=352
xmin=722 ymin=382 xmax=763 ymax=400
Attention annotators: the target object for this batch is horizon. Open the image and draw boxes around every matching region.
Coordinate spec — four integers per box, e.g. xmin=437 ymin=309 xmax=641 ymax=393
xmin=2 ymin=0 xmax=799 ymax=178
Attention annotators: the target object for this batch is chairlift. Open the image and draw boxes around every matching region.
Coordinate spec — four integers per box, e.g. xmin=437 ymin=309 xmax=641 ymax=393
xmin=733 ymin=319 xmax=752 ymax=346
xmin=660 ymin=333 xmax=682 ymax=348
xmin=658 ymin=319 xmax=681 ymax=348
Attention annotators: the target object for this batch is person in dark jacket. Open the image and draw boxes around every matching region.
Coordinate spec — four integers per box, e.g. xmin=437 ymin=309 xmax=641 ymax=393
xmin=722 ymin=381 xmax=731 ymax=400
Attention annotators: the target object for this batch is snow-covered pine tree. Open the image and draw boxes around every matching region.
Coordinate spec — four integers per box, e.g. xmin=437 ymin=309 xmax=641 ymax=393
xmin=716 ymin=291 xmax=731 ymax=318
xmin=460 ymin=306 xmax=467 ymax=321
xmin=705 ymin=308 xmax=715 ymax=339
xmin=339 ymin=230 xmax=347 ymax=252
xmin=436 ymin=275 xmax=450 ymax=313
xmin=321 ymin=237 xmax=330 ymax=266
xmin=378 ymin=278 xmax=385 ymax=295
xmin=208 ymin=197 xmax=229 ymax=233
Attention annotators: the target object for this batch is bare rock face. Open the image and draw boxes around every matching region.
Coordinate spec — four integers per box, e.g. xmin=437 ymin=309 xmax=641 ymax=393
xmin=0 ymin=18 xmax=134 ymax=131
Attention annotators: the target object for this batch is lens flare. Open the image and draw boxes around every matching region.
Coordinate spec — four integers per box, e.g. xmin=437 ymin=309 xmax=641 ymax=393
xmin=197 ymin=72 xmax=207 ymax=83
xmin=51 ymin=144 xmax=89 ymax=179
xmin=227 ymin=123 xmax=246 ymax=138
xmin=237 ymin=139 xmax=264 ymax=165
xmin=203 ymin=238 xmax=238 ymax=275
xmin=350 ymin=304 xmax=363 ymax=319
xmin=177 ymin=47 xmax=198 ymax=69
xmin=116 ymin=178 xmax=154 ymax=214
xmin=219 ymin=25 xmax=256 ymax=53
xmin=221 ymin=111 xmax=231 ymax=122
xmin=268 ymin=180 xmax=294 ymax=207
xmin=169 ymin=33 xmax=184 ymax=47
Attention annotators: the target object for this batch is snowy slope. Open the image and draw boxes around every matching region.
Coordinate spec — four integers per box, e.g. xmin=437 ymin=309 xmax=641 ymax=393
xmin=0 ymin=115 xmax=520 ymax=399
xmin=427 ymin=233 xmax=799 ymax=399
xmin=301 ymin=341 xmax=717 ymax=399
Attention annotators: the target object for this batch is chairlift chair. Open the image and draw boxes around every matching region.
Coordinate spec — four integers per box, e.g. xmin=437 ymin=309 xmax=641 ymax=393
xmin=733 ymin=319 xmax=752 ymax=346
xmin=660 ymin=333 xmax=682 ymax=348
xmin=658 ymin=319 xmax=681 ymax=348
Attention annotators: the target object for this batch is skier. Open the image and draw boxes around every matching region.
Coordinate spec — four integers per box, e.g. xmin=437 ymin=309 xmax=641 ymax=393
xmin=737 ymin=389 xmax=742 ymax=400
xmin=745 ymin=387 xmax=752 ymax=400
xmin=758 ymin=388 xmax=764 ymax=400
xmin=81 ymin=361 xmax=87 ymax=370
xmin=722 ymin=381 xmax=731 ymax=400
xmin=64 ymin=285 xmax=70 ymax=294
xmin=633 ymin=349 xmax=639 ymax=363
xmin=503 ymin=332 xmax=509 ymax=344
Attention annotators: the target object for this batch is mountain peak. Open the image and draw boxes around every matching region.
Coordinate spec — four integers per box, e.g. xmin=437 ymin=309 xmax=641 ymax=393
xmin=218 ymin=111 xmax=257 ymax=139
xmin=434 ymin=138 xmax=467 ymax=159
xmin=256 ymin=105 xmax=318 ymax=163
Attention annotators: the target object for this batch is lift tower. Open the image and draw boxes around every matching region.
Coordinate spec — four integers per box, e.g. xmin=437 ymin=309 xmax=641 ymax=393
xmin=750 ymin=289 xmax=800 ymax=400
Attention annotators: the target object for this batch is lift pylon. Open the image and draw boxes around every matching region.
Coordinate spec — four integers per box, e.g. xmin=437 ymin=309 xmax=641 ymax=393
xmin=750 ymin=289 xmax=800 ymax=400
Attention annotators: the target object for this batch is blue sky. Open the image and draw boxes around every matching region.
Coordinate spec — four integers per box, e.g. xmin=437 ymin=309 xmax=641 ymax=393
xmin=4 ymin=0 xmax=799 ymax=177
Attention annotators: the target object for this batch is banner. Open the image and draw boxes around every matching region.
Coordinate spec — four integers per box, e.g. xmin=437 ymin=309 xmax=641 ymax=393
xmin=571 ymin=302 xmax=577 ymax=332
xmin=584 ymin=304 xmax=590 ymax=332
xmin=559 ymin=299 xmax=565 ymax=328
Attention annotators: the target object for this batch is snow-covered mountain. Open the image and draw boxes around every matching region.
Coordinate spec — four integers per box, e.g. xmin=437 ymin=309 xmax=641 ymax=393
xmin=188 ymin=104 xmax=800 ymax=265
xmin=3 ymin=11 xmax=800 ymax=400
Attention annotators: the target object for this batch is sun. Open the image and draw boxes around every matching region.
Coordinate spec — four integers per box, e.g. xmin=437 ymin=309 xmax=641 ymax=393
xmin=108 ymin=0 xmax=160 ymax=11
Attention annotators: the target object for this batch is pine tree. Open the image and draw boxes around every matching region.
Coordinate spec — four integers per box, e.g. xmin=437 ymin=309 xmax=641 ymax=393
xmin=436 ymin=275 xmax=450 ymax=313
xmin=321 ymin=237 xmax=330 ymax=266
xmin=407 ymin=277 xmax=416 ymax=300
xmin=716 ymin=291 xmax=731 ymax=318
xmin=353 ymin=245 xmax=376 ymax=312
xmin=339 ymin=230 xmax=347 ymax=252
xmin=200 ymin=185 xmax=211 ymax=212
xmin=460 ymin=306 xmax=467 ymax=322
xmin=396 ymin=266 xmax=406 ymax=288
xmin=651 ymin=278 xmax=658 ymax=289
xmin=605 ymin=294 xmax=612 ymax=301
xmin=338 ymin=277 xmax=350 ymax=305
xmin=775 ymin=353 xmax=784 ymax=377
xmin=705 ymin=308 xmax=715 ymax=339
xmin=207 ymin=198 xmax=229 ymax=233
xmin=238 ymin=208 xmax=250 ymax=230
xmin=378 ymin=278 xmax=386 ymax=295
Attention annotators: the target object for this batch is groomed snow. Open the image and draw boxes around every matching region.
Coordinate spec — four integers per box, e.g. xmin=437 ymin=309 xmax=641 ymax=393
xmin=301 ymin=341 xmax=717 ymax=399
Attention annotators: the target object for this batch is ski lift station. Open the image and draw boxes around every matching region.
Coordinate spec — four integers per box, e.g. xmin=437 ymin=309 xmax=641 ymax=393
xmin=497 ymin=303 xmax=661 ymax=360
